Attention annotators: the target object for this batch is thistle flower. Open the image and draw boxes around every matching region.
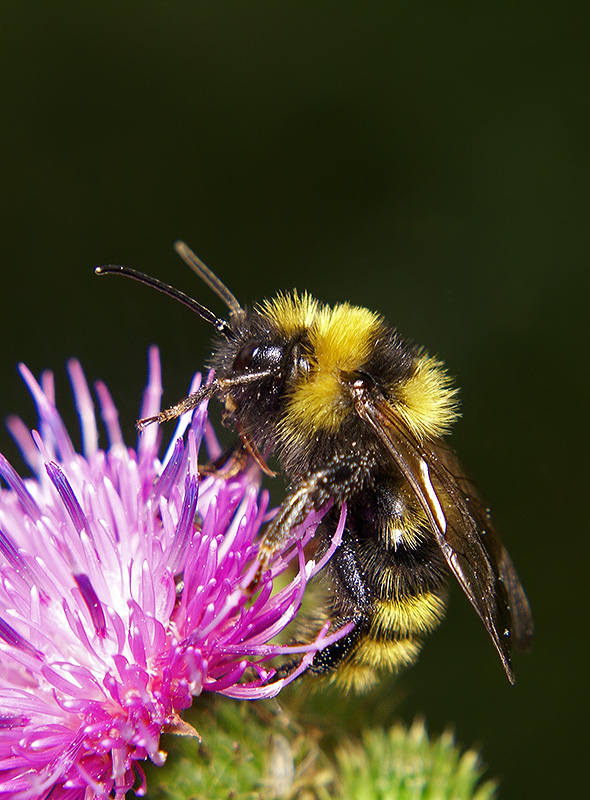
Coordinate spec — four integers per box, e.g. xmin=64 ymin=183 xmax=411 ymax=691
xmin=0 ymin=347 xmax=347 ymax=800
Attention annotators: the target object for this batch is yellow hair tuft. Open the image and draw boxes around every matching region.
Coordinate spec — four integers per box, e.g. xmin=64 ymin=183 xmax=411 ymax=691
xmin=333 ymin=637 xmax=423 ymax=692
xmin=277 ymin=299 xmax=383 ymax=440
xmin=259 ymin=291 xmax=320 ymax=335
xmin=371 ymin=593 xmax=447 ymax=638
xmin=396 ymin=352 xmax=459 ymax=440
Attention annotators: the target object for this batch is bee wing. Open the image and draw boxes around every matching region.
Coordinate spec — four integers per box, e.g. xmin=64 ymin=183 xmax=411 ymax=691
xmin=422 ymin=438 xmax=534 ymax=651
xmin=353 ymin=387 xmax=533 ymax=683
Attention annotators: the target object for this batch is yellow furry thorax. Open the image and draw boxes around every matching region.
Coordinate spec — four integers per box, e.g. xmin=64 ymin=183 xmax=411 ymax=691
xmin=259 ymin=291 xmax=459 ymax=444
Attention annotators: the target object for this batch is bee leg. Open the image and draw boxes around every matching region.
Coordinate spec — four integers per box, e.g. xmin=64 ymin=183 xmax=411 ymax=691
xmin=272 ymin=524 xmax=371 ymax=680
xmin=307 ymin=524 xmax=371 ymax=674
xmin=271 ymin=622 xmax=364 ymax=683
xmin=306 ymin=626 xmax=366 ymax=675
xmin=329 ymin=524 xmax=371 ymax=610
xmin=199 ymin=442 xmax=249 ymax=477
xmin=270 ymin=658 xmax=301 ymax=681
xmin=250 ymin=468 xmax=331 ymax=589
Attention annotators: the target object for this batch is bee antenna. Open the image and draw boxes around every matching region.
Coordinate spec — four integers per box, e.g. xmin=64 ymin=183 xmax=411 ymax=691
xmin=174 ymin=240 xmax=244 ymax=319
xmin=94 ymin=264 xmax=235 ymax=339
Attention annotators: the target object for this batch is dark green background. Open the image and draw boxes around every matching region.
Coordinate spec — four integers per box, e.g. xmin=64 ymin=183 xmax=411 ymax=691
xmin=1 ymin=4 xmax=587 ymax=798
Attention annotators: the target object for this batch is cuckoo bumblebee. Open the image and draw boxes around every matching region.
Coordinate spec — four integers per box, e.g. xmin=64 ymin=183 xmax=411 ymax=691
xmin=96 ymin=243 xmax=533 ymax=690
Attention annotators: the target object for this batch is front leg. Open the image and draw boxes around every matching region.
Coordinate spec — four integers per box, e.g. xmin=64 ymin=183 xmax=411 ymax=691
xmin=256 ymin=467 xmax=332 ymax=572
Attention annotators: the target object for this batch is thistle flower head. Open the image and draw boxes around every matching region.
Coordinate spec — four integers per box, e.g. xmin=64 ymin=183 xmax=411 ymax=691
xmin=0 ymin=348 xmax=346 ymax=800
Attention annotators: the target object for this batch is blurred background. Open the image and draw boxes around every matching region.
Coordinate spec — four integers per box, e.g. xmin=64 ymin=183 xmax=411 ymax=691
xmin=0 ymin=3 xmax=587 ymax=798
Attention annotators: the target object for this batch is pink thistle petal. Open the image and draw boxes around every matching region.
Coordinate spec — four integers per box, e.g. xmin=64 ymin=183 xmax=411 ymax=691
xmin=67 ymin=360 xmax=99 ymax=458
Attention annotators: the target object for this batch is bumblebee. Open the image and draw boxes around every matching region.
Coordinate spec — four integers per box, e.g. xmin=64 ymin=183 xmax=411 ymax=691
xmin=97 ymin=242 xmax=533 ymax=690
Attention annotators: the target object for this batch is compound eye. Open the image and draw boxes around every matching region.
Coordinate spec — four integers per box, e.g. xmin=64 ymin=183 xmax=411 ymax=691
xmin=233 ymin=340 xmax=260 ymax=371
